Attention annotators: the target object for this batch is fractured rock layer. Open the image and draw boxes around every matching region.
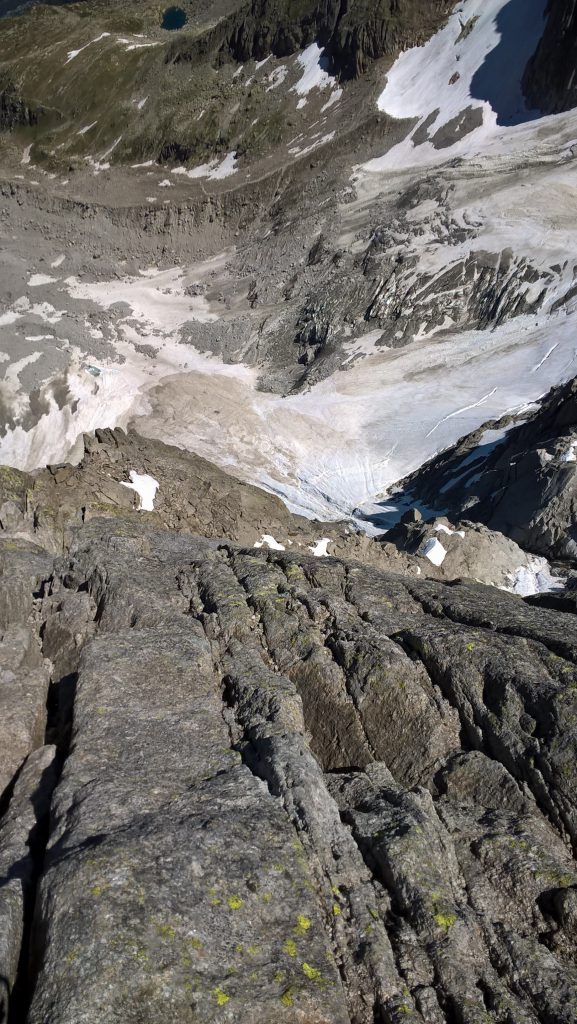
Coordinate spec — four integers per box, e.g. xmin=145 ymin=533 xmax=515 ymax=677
xmin=0 ymin=509 xmax=576 ymax=1022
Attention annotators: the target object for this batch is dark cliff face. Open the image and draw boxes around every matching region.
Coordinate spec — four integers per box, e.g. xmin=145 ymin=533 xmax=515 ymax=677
xmin=0 ymin=78 xmax=46 ymax=128
xmin=523 ymin=0 xmax=577 ymax=114
xmin=396 ymin=375 xmax=577 ymax=561
xmin=168 ymin=0 xmax=456 ymax=79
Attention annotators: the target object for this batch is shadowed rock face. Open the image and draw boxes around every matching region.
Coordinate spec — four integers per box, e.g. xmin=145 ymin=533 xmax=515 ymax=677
xmin=168 ymin=0 xmax=456 ymax=80
xmin=523 ymin=0 xmax=577 ymax=114
xmin=0 ymin=436 xmax=576 ymax=1023
xmin=0 ymin=83 xmax=46 ymax=128
xmin=397 ymin=374 xmax=577 ymax=562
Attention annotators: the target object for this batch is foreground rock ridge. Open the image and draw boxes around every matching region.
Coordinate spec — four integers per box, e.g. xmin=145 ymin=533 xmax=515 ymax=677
xmin=1 ymin=437 xmax=577 ymax=1024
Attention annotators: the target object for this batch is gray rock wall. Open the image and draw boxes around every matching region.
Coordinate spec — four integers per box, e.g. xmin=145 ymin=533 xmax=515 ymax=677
xmin=523 ymin=0 xmax=577 ymax=114
xmin=1 ymin=512 xmax=576 ymax=1022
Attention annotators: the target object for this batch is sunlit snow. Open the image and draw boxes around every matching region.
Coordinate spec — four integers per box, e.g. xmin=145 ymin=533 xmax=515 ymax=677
xmin=434 ymin=523 xmax=466 ymax=539
xmin=364 ymin=0 xmax=548 ymax=172
xmin=309 ymin=538 xmax=332 ymax=557
xmin=28 ymin=274 xmax=58 ymax=287
xmin=507 ymin=558 xmax=565 ymax=597
xmin=422 ymin=537 xmax=447 ymax=566
xmin=254 ymin=534 xmax=286 ymax=551
xmin=171 ymin=152 xmax=237 ymax=180
xmin=293 ymin=43 xmax=336 ymax=101
xmin=120 ymin=471 xmax=159 ymax=511
xmin=65 ymin=32 xmax=110 ymax=64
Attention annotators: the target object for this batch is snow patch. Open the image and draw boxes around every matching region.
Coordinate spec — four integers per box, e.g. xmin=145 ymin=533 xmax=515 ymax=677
xmin=507 ymin=558 xmax=565 ymax=597
xmin=120 ymin=471 xmax=159 ymax=511
xmin=123 ymin=41 xmax=160 ymax=51
xmin=266 ymin=66 xmax=288 ymax=91
xmin=289 ymin=132 xmax=335 ymax=158
xmin=363 ymin=0 xmax=548 ymax=172
xmin=309 ymin=538 xmax=332 ymax=557
xmin=100 ymin=136 xmax=122 ymax=160
xmin=171 ymin=152 xmax=237 ymax=180
xmin=561 ymin=443 xmax=577 ymax=463
xmin=321 ymin=89 xmax=342 ymax=113
xmin=210 ymin=152 xmax=238 ymax=179
xmin=434 ymin=522 xmax=466 ymax=539
xmin=293 ymin=43 xmax=335 ymax=99
xmin=64 ymin=264 xmax=218 ymax=331
xmin=28 ymin=274 xmax=58 ymax=287
xmin=422 ymin=537 xmax=447 ymax=566
xmin=65 ymin=32 xmax=110 ymax=64
xmin=253 ymin=534 xmax=286 ymax=551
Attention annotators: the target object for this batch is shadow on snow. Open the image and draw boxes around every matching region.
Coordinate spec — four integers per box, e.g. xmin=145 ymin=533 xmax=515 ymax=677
xmin=469 ymin=0 xmax=548 ymax=125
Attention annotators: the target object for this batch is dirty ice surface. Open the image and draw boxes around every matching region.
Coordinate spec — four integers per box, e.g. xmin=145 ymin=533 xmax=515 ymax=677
xmin=2 ymin=256 xmax=577 ymax=524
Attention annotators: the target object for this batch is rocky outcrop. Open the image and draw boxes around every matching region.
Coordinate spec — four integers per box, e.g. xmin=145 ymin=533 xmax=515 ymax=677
xmin=397 ymin=375 xmax=577 ymax=562
xmin=0 ymin=79 xmax=47 ymax=129
xmin=0 ymin=745 xmax=57 ymax=1022
xmin=286 ymin=177 xmax=568 ymax=384
xmin=523 ymin=0 xmax=577 ymax=114
xmin=0 ymin=508 xmax=576 ymax=1021
xmin=0 ymin=539 xmax=52 ymax=799
xmin=9 ymin=425 xmax=557 ymax=590
xmin=168 ymin=0 xmax=456 ymax=80
xmin=0 ymin=426 xmax=430 ymax=577
xmin=383 ymin=511 xmax=563 ymax=593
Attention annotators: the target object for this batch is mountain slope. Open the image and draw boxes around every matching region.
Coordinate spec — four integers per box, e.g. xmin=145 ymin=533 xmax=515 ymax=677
xmin=1 ymin=443 xmax=577 ymax=1024
xmin=2 ymin=0 xmax=577 ymax=525
xmin=391 ymin=375 xmax=577 ymax=561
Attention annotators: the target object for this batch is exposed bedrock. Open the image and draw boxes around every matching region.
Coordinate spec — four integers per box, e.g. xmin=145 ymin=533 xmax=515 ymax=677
xmin=523 ymin=0 xmax=577 ymax=115
xmin=400 ymin=374 xmax=577 ymax=562
xmin=0 ymin=499 xmax=576 ymax=1021
xmin=167 ymin=0 xmax=457 ymax=80
xmin=0 ymin=81 xmax=47 ymax=130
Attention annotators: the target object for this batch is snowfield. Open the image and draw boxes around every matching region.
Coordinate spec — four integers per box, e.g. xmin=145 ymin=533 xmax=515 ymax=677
xmin=3 ymin=0 xmax=577 ymax=538
xmin=364 ymin=0 xmax=548 ymax=172
xmin=2 ymin=257 xmax=577 ymax=523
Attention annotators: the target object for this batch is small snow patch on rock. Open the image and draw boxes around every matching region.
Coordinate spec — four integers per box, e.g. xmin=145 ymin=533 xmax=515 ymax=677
xmin=254 ymin=534 xmax=286 ymax=551
xmin=507 ymin=558 xmax=565 ymax=597
xmin=309 ymin=538 xmax=331 ymax=557
xmin=120 ymin=471 xmax=159 ymax=511
xmin=422 ymin=537 xmax=447 ymax=566
xmin=434 ymin=522 xmax=466 ymax=539
xmin=29 ymin=274 xmax=58 ymax=287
